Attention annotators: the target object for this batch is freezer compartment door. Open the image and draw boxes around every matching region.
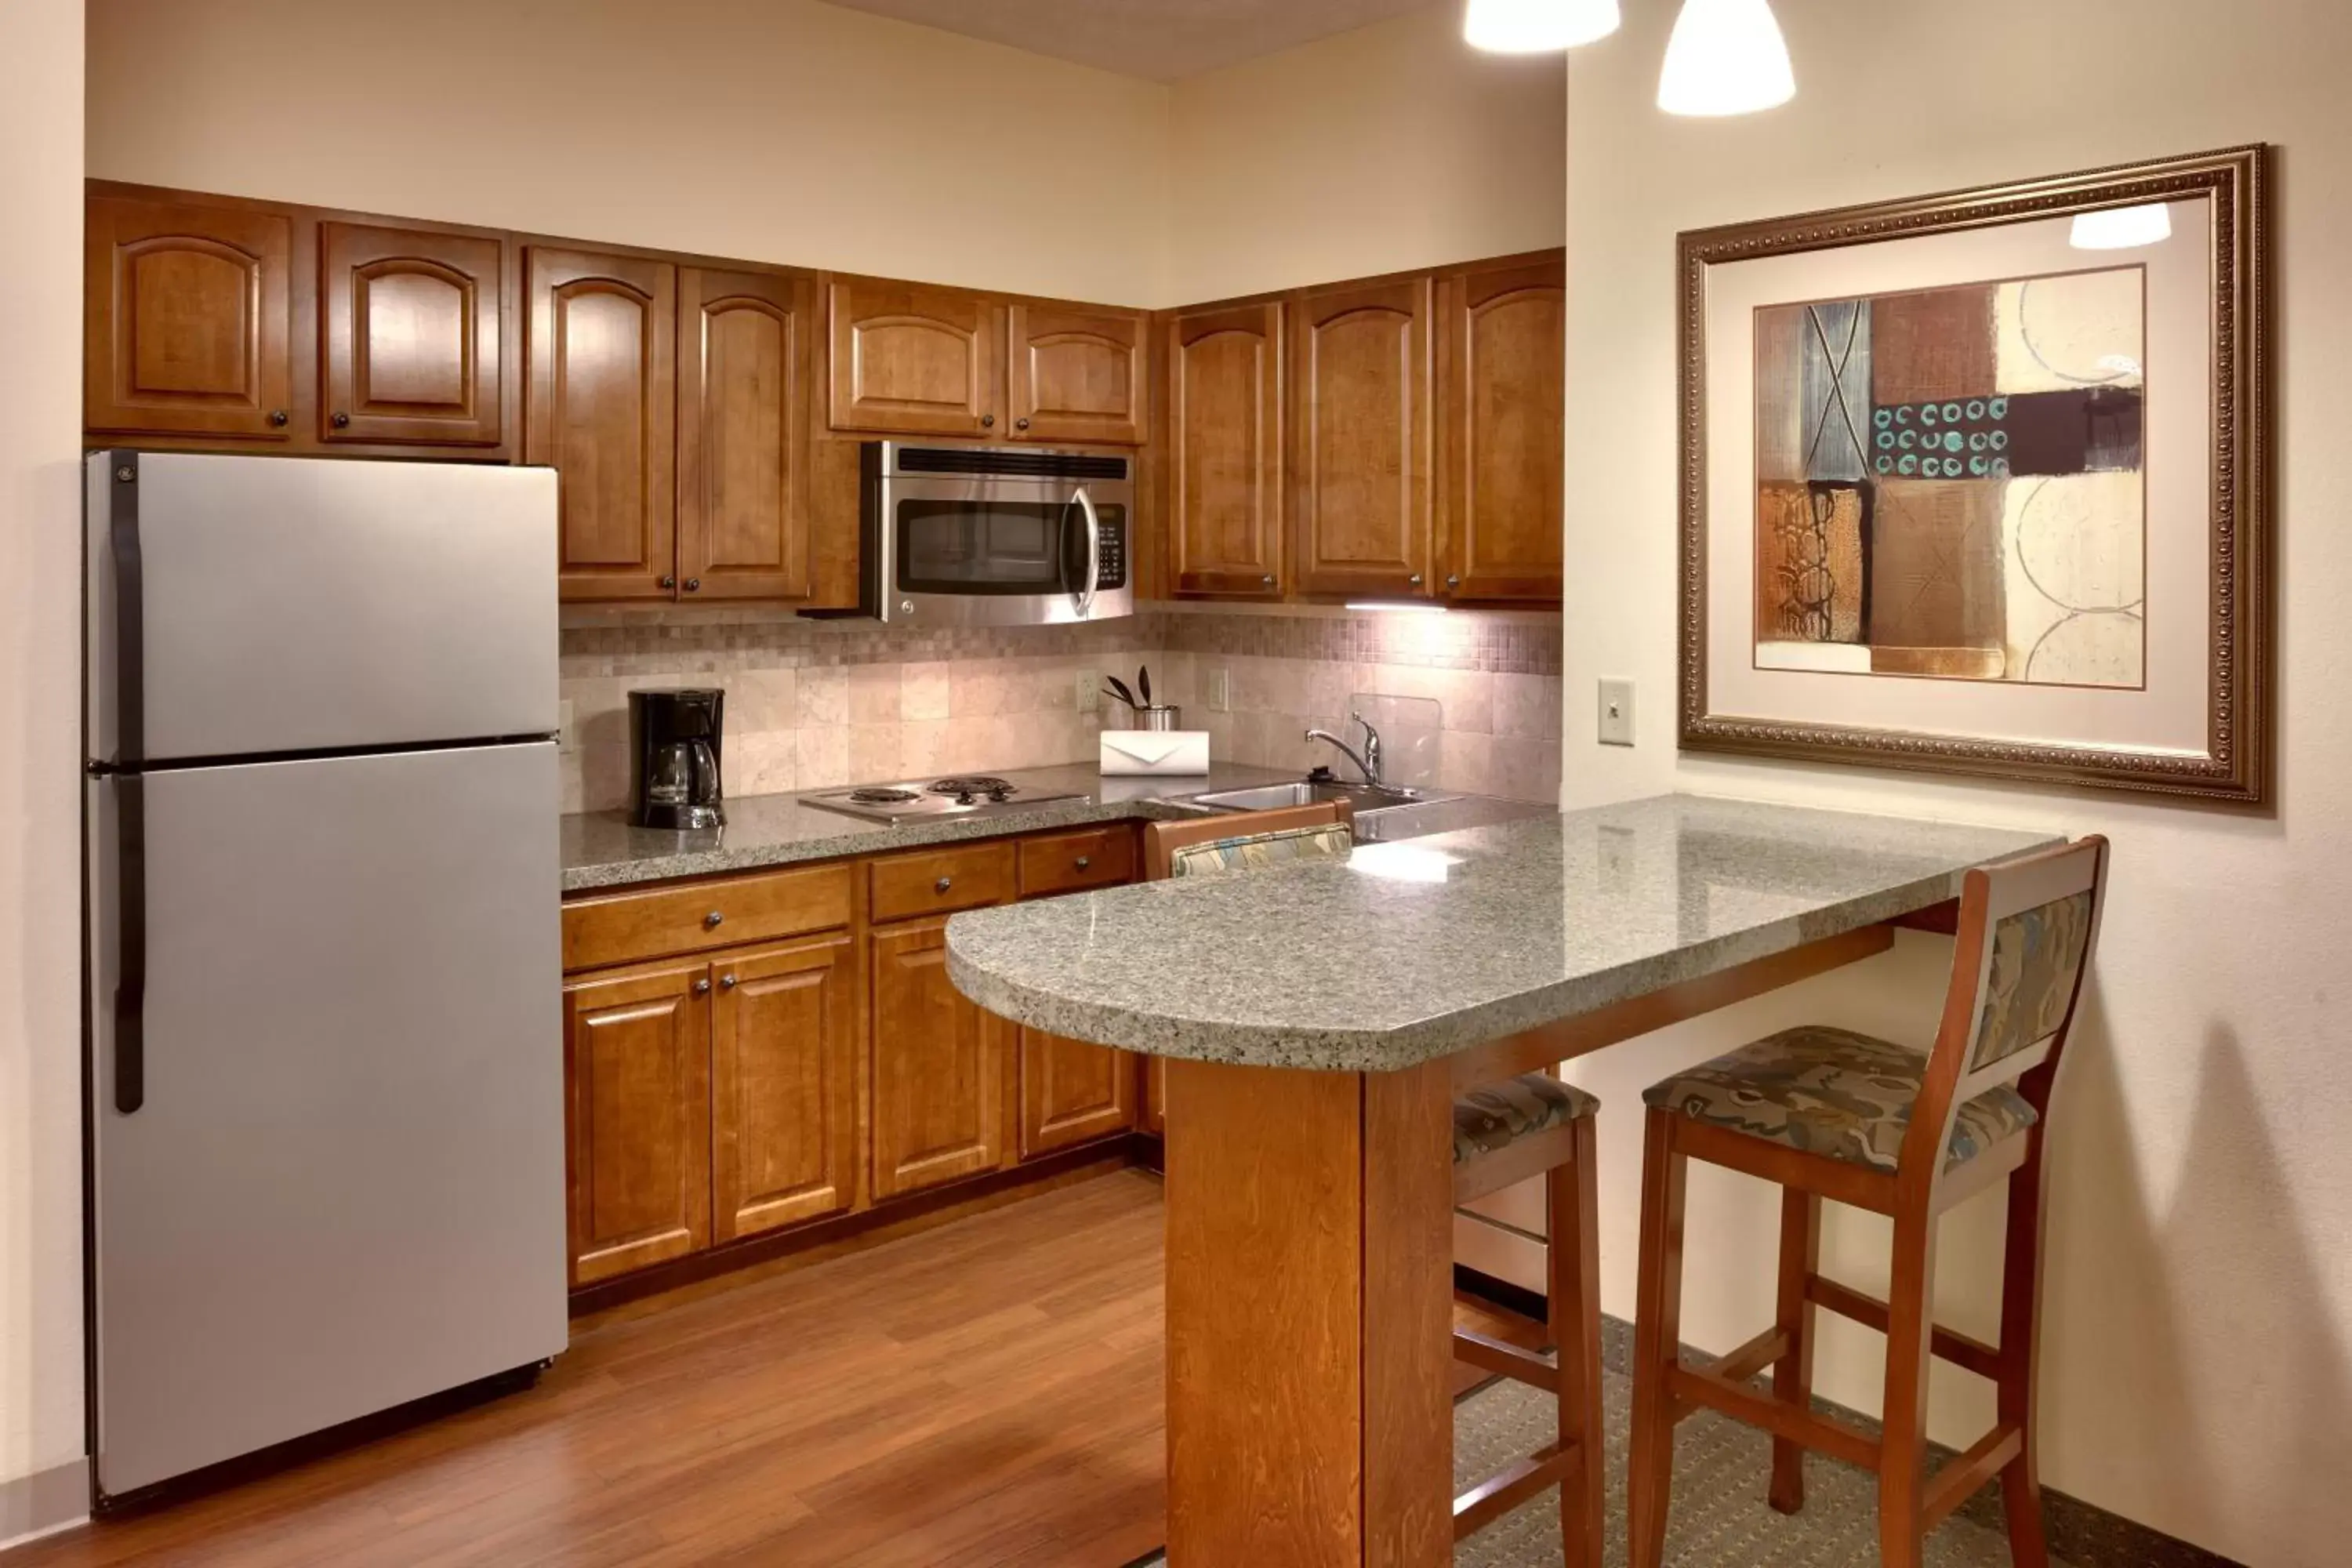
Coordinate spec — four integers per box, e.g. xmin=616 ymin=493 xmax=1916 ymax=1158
xmin=88 ymin=742 xmax=567 ymax=1497
xmin=87 ymin=452 xmax=557 ymax=764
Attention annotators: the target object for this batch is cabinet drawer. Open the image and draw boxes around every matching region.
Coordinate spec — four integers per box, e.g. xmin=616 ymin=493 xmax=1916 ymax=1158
xmin=869 ymin=841 xmax=1016 ymax=924
xmin=563 ymin=863 xmax=854 ymax=971
xmin=1018 ymin=826 xmax=1136 ymax=898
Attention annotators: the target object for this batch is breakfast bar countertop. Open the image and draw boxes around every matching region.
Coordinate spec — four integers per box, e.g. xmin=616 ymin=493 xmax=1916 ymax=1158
xmin=943 ymin=793 xmax=2060 ymax=1073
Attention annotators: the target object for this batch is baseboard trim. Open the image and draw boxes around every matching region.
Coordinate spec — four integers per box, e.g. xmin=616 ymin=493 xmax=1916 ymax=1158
xmin=0 ymin=1461 xmax=90 ymax=1553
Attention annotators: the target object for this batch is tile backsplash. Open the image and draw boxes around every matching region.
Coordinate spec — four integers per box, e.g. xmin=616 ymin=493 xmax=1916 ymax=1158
xmin=558 ymin=604 xmax=1563 ymax=812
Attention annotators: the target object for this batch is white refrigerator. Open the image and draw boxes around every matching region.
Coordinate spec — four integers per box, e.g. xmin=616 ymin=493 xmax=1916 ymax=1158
xmin=83 ymin=451 xmax=569 ymax=1503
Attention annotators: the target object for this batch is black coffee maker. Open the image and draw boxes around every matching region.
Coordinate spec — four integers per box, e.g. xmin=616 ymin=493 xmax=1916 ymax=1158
xmin=630 ymin=689 xmax=726 ymax=829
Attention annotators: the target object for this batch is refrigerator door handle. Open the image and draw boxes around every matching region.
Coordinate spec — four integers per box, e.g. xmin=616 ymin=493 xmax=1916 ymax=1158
xmin=107 ymin=450 xmax=146 ymax=767
xmin=114 ymin=773 xmax=147 ymax=1114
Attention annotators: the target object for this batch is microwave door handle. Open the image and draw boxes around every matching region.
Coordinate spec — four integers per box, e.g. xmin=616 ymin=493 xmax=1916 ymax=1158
xmin=1073 ymin=485 xmax=1102 ymax=618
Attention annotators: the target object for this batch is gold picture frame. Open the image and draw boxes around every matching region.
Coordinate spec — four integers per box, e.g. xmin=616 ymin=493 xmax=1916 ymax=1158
xmin=1676 ymin=145 xmax=2271 ymax=803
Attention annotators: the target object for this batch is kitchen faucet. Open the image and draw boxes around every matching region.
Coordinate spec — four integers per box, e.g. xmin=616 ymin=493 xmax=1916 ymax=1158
xmin=1304 ymin=714 xmax=1384 ymax=788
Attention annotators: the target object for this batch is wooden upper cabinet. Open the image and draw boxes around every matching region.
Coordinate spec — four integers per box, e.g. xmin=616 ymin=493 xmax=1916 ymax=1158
xmin=319 ymin=222 xmax=504 ymax=448
xmin=828 ymin=278 xmax=1003 ymax=437
xmin=1166 ymin=302 xmax=1285 ymax=597
xmin=1441 ymin=258 xmax=1564 ymax=602
xmin=1018 ymin=1029 xmax=1137 ymax=1159
xmin=678 ymin=267 xmax=813 ymax=601
xmin=710 ymin=931 xmax=857 ymax=1242
xmin=1291 ymin=277 xmax=1435 ymax=599
xmin=869 ymin=916 xmax=1011 ymax=1202
xmin=564 ymin=960 xmax=712 ymax=1287
xmin=85 ymin=194 xmax=292 ymax=440
xmin=1007 ymin=304 xmax=1145 ymax=445
xmin=527 ymin=247 xmax=678 ymax=601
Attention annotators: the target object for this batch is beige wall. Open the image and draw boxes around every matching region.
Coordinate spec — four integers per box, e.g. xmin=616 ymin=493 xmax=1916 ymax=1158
xmin=1559 ymin=3 xmax=2352 ymax=1563
xmin=0 ymin=0 xmax=88 ymax=1548
xmin=85 ymin=0 xmax=1174 ymax=306
xmin=1165 ymin=5 xmax=1566 ymax=303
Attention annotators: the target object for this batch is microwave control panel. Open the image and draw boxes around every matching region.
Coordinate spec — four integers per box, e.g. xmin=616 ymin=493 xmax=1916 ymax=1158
xmin=1096 ymin=524 xmax=1127 ymax=590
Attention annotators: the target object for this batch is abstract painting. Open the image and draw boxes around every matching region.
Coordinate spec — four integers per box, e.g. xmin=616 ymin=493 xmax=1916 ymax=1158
xmin=1751 ymin=270 xmax=2147 ymax=688
xmin=1677 ymin=145 xmax=2272 ymax=803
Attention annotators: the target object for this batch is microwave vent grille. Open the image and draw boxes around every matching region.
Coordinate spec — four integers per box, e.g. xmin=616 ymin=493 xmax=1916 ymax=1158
xmin=893 ymin=446 xmax=1129 ymax=481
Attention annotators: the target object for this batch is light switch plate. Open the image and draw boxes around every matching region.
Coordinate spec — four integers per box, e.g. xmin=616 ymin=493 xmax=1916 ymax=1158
xmin=1077 ymin=670 xmax=1100 ymax=714
xmin=1207 ymin=668 xmax=1232 ymax=713
xmin=1598 ymin=679 xmax=1635 ymax=746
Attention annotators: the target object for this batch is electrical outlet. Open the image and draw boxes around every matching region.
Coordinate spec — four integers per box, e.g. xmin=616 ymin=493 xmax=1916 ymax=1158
xmin=1207 ymin=668 xmax=1232 ymax=713
xmin=1598 ymin=679 xmax=1635 ymax=746
xmin=1077 ymin=670 xmax=1100 ymax=714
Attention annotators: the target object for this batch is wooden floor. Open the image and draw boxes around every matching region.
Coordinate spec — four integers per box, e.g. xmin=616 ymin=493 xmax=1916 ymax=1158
xmin=9 ymin=1167 xmax=1544 ymax=1568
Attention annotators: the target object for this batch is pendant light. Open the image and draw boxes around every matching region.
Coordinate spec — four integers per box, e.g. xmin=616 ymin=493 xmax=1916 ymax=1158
xmin=1657 ymin=0 xmax=1796 ymax=116
xmin=2071 ymin=203 xmax=2173 ymax=251
xmin=1463 ymin=0 xmax=1621 ymax=54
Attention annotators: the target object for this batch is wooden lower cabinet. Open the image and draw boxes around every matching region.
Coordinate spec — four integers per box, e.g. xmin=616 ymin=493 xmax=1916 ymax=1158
xmin=1144 ymin=1056 xmax=1167 ymax=1137
xmin=869 ymin=916 xmax=1014 ymax=1200
xmin=1018 ymin=1028 xmax=1138 ymax=1157
xmin=711 ymin=931 xmax=858 ymax=1242
xmin=564 ymin=959 xmax=713 ymax=1287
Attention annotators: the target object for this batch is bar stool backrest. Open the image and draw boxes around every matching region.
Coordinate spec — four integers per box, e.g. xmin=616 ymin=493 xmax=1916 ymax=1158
xmin=1900 ymin=835 xmax=2111 ymax=1192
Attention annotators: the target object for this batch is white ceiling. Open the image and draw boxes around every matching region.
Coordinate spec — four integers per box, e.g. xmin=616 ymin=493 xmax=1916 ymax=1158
xmin=818 ymin=0 xmax=1444 ymax=82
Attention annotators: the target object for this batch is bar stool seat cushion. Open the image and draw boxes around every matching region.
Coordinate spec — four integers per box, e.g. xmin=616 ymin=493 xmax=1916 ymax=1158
xmin=1642 ymin=1024 xmax=2037 ymax=1174
xmin=1454 ymin=1073 xmax=1600 ymax=1164
xmin=1166 ymin=821 xmax=1353 ymax=879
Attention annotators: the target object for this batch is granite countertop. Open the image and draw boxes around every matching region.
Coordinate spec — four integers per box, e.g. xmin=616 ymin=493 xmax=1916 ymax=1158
xmin=561 ymin=761 xmax=1330 ymax=893
xmin=942 ymin=795 xmax=2060 ymax=1073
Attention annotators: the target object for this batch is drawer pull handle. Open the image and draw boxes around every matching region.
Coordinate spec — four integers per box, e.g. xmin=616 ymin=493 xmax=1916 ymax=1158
xmin=704 ymin=910 xmax=724 ymax=928
xmin=720 ymin=974 xmax=738 ymax=990
xmin=1075 ymin=855 xmax=1091 ymax=870
xmin=692 ymin=978 xmax=712 ymax=996
xmin=935 ymin=877 xmax=953 ymax=894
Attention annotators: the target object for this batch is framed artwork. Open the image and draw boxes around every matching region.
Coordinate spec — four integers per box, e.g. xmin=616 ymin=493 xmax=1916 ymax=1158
xmin=1677 ymin=145 xmax=2270 ymax=802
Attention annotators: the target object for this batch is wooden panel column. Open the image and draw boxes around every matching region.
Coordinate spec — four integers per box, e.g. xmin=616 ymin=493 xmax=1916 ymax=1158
xmin=1163 ymin=1056 xmax=1454 ymax=1566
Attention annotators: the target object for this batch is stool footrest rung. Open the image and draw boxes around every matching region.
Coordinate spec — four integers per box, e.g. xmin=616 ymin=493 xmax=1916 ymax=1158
xmin=1805 ymin=1276 xmax=2003 ymax=1381
xmin=1924 ymin=1421 xmax=2024 ymax=1528
xmin=1451 ymin=1327 xmax=1559 ymax=1393
xmin=1453 ymin=1439 xmax=1579 ymax=1540
xmin=1665 ymin=1363 xmax=1879 ymax=1471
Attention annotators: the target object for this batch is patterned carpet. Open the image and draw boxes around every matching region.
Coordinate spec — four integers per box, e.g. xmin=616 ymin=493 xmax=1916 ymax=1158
xmin=1135 ymin=1364 xmax=2077 ymax=1566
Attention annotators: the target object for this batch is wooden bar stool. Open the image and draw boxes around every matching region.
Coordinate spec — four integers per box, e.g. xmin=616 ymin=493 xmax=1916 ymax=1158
xmin=1142 ymin=808 xmax=1607 ymax=1563
xmin=1626 ymin=837 xmax=2108 ymax=1568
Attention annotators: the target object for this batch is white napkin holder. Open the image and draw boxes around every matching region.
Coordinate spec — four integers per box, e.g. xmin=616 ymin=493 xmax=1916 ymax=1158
xmin=1100 ymin=728 xmax=1210 ymax=776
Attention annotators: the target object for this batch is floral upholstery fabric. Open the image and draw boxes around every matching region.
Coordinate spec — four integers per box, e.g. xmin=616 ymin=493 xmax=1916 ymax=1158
xmin=1166 ymin=822 xmax=1353 ymax=880
xmin=1453 ymin=1073 xmax=1599 ymax=1164
xmin=1969 ymin=890 xmax=2094 ymax=1071
xmin=1642 ymin=1025 xmax=2037 ymax=1174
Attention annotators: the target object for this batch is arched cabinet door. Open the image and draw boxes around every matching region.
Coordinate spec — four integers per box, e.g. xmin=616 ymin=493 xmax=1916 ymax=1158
xmin=85 ymin=195 xmax=292 ymax=440
xmin=827 ymin=278 xmax=1003 ymax=437
xmin=1166 ymin=302 xmax=1287 ymax=597
xmin=525 ymin=247 xmax=678 ymax=602
xmin=1439 ymin=258 xmax=1564 ymax=604
xmin=1290 ymin=277 xmax=1435 ymax=599
xmin=319 ymin=222 xmax=506 ymax=447
xmin=678 ymin=267 xmax=814 ymax=601
xmin=1008 ymin=304 xmax=1145 ymax=445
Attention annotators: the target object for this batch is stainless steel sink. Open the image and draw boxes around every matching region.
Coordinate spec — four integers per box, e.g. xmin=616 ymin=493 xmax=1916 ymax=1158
xmin=1188 ymin=779 xmax=1460 ymax=818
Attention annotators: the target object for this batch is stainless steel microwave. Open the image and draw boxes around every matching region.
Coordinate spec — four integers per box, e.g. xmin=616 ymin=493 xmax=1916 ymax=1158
xmin=805 ymin=441 xmax=1134 ymax=626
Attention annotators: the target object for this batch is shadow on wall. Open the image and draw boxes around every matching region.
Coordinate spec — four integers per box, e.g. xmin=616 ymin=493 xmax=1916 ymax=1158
xmin=2045 ymin=1014 xmax=2352 ymax=1558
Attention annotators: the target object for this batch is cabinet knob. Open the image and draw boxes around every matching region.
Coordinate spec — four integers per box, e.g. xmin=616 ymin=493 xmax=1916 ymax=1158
xmin=1446 ymin=574 xmax=1461 ymax=589
xmin=704 ymin=910 xmax=724 ymax=928
xmin=684 ymin=578 xmax=701 ymax=592
xmin=935 ymin=877 xmax=953 ymax=894
xmin=693 ymin=978 xmax=712 ymax=996
xmin=330 ymin=411 xmax=350 ymax=429
xmin=1261 ymin=574 xmax=1276 ymax=588
xmin=980 ymin=414 xmax=996 ymax=428
xmin=1409 ymin=573 xmax=1423 ymax=586
xmin=267 ymin=409 xmax=289 ymax=427
xmin=1015 ymin=417 xmax=1030 ymax=431
xmin=720 ymin=974 xmax=738 ymax=990
xmin=1075 ymin=855 xmax=1091 ymax=871
xmin=660 ymin=575 xmax=677 ymax=590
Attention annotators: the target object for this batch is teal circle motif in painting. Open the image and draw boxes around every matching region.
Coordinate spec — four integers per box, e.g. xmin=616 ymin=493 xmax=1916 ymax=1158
xmin=1965 ymin=399 xmax=1987 ymax=420
xmin=1875 ymin=408 xmax=1893 ymax=429
xmin=1896 ymin=405 xmax=1913 ymax=426
xmin=1944 ymin=432 xmax=1964 ymax=452
xmin=1898 ymin=455 xmax=1919 ymax=475
xmin=1942 ymin=402 xmax=1963 ymax=423
xmin=1991 ymin=457 xmax=2012 ymax=476
xmin=1969 ymin=432 xmax=1988 ymax=452
xmin=1989 ymin=397 xmax=2009 ymax=419
xmin=1878 ymin=430 xmax=1896 ymax=450
xmin=1898 ymin=430 xmax=1916 ymax=450
xmin=1921 ymin=403 xmax=1940 ymax=426
xmin=1969 ymin=456 xmax=1989 ymax=476
xmin=1990 ymin=430 xmax=2009 ymax=450
xmin=1876 ymin=455 xmax=1895 ymax=474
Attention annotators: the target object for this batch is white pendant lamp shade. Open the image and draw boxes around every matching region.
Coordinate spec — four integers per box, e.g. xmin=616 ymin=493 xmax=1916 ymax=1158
xmin=1463 ymin=0 xmax=1621 ymax=54
xmin=2071 ymin=203 xmax=2174 ymax=251
xmin=1657 ymin=0 xmax=1796 ymax=116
